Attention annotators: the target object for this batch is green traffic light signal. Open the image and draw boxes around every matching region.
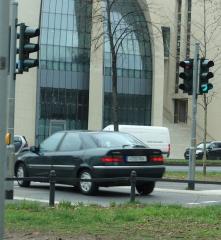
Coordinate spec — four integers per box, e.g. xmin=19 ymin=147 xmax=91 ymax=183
xmin=199 ymin=59 xmax=214 ymax=94
xmin=200 ymin=83 xmax=213 ymax=93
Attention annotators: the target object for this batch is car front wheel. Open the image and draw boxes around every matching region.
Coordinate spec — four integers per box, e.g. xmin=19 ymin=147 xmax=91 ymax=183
xmin=16 ymin=163 xmax=30 ymax=187
xmin=79 ymin=170 xmax=98 ymax=195
xmin=136 ymin=182 xmax=155 ymax=195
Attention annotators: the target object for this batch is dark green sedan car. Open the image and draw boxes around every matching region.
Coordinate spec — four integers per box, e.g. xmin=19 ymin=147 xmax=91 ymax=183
xmin=15 ymin=131 xmax=165 ymax=195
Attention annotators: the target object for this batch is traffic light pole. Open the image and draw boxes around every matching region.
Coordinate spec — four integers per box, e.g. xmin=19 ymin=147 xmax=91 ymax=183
xmin=5 ymin=0 xmax=18 ymax=200
xmin=188 ymin=43 xmax=200 ymax=190
xmin=0 ymin=0 xmax=10 ymax=238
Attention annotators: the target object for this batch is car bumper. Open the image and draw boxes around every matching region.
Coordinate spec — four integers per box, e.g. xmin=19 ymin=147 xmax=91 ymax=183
xmin=185 ymin=153 xmax=203 ymax=160
xmin=92 ymin=165 xmax=165 ymax=186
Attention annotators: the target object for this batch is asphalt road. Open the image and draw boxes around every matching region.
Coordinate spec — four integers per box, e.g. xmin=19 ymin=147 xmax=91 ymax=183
xmin=11 ymin=165 xmax=221 ymax=207
xmin=13 ymin=181 xmax=221 ymax=207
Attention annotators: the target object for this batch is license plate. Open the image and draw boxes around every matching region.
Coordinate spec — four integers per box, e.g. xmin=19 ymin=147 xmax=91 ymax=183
xmin=127 ymin=156 xmax=147 ymax=162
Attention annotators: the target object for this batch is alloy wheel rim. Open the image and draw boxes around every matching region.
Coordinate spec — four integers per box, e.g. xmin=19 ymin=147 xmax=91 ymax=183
xmin=17 ymin=166 xmax=24 ymax=185
xmin=80 ymin=172 xmax=92 ymax=192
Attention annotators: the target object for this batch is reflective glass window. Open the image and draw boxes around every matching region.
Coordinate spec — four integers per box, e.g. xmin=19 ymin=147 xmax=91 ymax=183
xmin=54 ymin=29 xmax=60 ymax=45
xmin=48 ymin=13 xmax=55 ymax=28
xmin=40 ymin=28 xmax=48 ymax=44
xmin=37 ymin=0 xmax=92 ymax=144
xmin=55 ymin=0 xmax=63 ymax=13
xmin=55 ymin=14 xmax=62 ymax=28
xmin=103 ymin=0 xmax=152 ymax=126
xmin=50 ymin=0 xmax=56 ymax=13
xmin=42 ymin=0 xmax=50 ymax=12
xmin=42 ymin=13 xmax=49 ymax=28
xmin=62 ymin=0 xmax=69 ymax=14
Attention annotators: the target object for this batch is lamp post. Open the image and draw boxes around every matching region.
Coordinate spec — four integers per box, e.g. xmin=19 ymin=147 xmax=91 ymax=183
xmin=0 ymin=0 xmax=10 ymax=237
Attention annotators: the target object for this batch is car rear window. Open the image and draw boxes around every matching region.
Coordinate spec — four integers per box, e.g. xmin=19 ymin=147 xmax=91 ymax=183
xmin=14 ymin=136 xmax=21 ymax=142
xmin=214 ymin=142 xmax=221 ymax=148
xmin=82 ymin=132 xmax=145 ymax=149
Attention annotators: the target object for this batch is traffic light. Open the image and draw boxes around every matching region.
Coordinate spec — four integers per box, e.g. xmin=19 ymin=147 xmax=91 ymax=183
xmin=199 ymin=58 xmax=214 ymax=94
xmin=178 ymin=59 xmax=193 ymax=95
xmin=17 ymin=23 xmax=40 ymax=73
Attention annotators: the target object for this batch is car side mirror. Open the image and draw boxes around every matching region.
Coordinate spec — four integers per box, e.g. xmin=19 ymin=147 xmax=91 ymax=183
xmin=30 ymin=146 xmax=40 ymax=153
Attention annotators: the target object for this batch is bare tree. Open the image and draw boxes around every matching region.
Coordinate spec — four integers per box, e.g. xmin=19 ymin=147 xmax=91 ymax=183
xmin=191 ymin=0 xmax=221 ymax=174
xmin=90 ymin=0 xmax=157 ymax=131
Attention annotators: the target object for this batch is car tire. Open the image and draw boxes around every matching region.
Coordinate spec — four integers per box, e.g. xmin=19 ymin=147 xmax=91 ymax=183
xmin=79 ymin=170 xmax=98 ymax=195
xmin=16 ymin=163 xmax=30 ymax=187
xmin=136 ymin=182 xmax=155 ymax=195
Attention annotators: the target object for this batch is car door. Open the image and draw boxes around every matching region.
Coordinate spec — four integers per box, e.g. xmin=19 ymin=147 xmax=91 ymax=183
xmin=52 ymin=132 xmax=84 ymax=184
xmin=27 ymin=132 xmax=65 ymax=177
xmin=208 ymin=142 xmax=221 ymax=160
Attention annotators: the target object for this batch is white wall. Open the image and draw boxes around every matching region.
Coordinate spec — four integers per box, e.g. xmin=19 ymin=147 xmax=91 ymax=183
xmin=15 ymin=0 xmax=41 ymax=145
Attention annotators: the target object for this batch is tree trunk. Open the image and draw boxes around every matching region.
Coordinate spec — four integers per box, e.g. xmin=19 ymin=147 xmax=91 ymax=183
xmin=106 ymin=0 xmax=119 ymax=131
xmin=111 ymin=54 xmax=119 ymax=131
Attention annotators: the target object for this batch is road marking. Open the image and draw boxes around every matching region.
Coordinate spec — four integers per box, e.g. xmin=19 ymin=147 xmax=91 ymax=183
xmin=187 ymin=201 xmax=221 ymax=205
xmin=155 ymin=188 xmax=221 ymax=195
xmin=14 ymin=196 xmax=59 ymax=204
xmin=14 ymin=184 xmax=221 ymax=196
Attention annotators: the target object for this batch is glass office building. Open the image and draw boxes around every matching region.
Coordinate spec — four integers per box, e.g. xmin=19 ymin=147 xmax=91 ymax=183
xmin=37 ymin=0 xmax=91 ymax=143
xmin=36 ymin=0 xmax=152 ymax=143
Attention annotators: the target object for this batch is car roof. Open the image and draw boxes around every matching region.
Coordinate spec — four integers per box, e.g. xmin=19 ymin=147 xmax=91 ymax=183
xmin=198 ymin=141 xmax=221 ymax=144
xmin=54 ymin=130 xmax=129 ymax=134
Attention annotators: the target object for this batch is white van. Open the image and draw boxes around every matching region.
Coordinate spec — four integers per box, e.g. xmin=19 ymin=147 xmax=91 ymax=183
xmin=103 ymin=125 xmax=171 ymax=157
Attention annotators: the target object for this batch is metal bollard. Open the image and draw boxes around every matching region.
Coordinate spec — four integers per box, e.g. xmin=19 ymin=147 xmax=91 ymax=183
xmin=49 ymin=170 xmax=56 ymax=207
xmin=130 ymin=170 xmax=136 ymax=203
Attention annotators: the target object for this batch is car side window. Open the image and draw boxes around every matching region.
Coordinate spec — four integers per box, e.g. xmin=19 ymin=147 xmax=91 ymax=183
xmin=59 ymin=133 xmax=82 ymax=151
xmin=40 ymin=132 xmax=64 ymax=152
xmin=210 ymin=143 xmax=215 ymax=149
xmin=213 ymin=143 xmax=221 ymax=148
xmin=14 ymin=136 xmax=22 ymax=152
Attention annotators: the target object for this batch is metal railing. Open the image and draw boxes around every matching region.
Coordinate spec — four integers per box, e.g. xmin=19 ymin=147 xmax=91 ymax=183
xmin=5 ymin=170 xmax=221 ymax=207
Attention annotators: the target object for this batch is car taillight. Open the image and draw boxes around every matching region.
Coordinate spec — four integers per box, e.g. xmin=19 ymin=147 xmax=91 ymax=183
xmin=149 ymin=155 xmax=164 ymax=163
xmin=101 ymin=156 xmax=123 ymax=163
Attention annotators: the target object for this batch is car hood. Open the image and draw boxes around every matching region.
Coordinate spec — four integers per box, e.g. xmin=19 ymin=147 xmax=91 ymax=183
xmin=186 ymin=147 xmax=204 ymax=151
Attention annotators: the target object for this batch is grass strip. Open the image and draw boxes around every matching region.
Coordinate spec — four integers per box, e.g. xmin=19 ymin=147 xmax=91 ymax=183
xmin=5 ymin=201 xmax=221 ymax=240
xmin=164 ymin=171 xmax=221 ymax=182
xmin=165 ymin=159 xmax=221 ymax=166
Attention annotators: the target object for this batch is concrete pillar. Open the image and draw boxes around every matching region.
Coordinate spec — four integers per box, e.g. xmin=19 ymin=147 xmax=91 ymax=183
xmin=88 ymin=0 xmax=104 ymax=130
xmin=139 ymin=0 xmax=164 ymax=126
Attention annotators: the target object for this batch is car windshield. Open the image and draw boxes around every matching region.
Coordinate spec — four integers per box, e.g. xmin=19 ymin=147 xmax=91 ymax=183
xmin=83 ymin=132 xmax=146 ymax=148
xmin=197 ymin=143 xmax=211 ymax=149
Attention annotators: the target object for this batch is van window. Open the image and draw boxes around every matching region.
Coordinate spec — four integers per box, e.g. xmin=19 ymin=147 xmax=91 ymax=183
xmin=213 ymin=142 xmax=221 ymax=148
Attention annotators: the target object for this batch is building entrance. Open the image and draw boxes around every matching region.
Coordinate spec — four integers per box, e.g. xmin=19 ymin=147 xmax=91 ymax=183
xmin=49 ymin=120 xmax=66 ymax=135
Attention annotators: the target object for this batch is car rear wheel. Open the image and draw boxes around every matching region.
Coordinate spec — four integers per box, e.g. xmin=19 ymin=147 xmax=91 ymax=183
xmin=136 ymin=182 xmax=155 ymax=195
xmin=79 ymin=170 xmax=98 ymax=195
xmin=16 ymin=163 xmax=30 ymax=187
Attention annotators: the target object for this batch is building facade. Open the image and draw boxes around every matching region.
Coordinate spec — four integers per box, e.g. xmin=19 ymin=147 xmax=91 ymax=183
xmin=15 ymin=0 xmax=221 ymax=158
